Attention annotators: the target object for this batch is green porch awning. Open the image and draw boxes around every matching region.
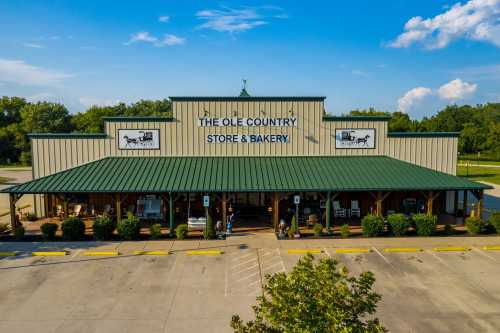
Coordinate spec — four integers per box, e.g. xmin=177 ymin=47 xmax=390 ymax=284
xmin=2 ymin=156 xmax=490 ymax=194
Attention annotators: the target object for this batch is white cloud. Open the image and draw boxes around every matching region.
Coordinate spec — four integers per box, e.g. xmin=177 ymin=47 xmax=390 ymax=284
xmin=196 ymin=7 xmax=268 ymax=33
xmin=0 ymin=58 xmax=72 ymax=86
xmin=124 ymin=31 xmax=185 ymax=47
xmin=397 ymin=87 xmax=433 ymax=112
xmin=437 ymin=78 xmax=477 ymax=99
xmin=24 ymin=43 xmax=45 ymax=49
xmin=389 ymin=0 xmax=500 ymax=49
xmin=79 ymin=97 xmax=120 ymax=108
xmin=28 ymin=92 xmax=58 ymax=103
xmin=351 ymin=69 xmax=368 ymax=77
xmin=159 ymin=15 xmax=170 ymax=23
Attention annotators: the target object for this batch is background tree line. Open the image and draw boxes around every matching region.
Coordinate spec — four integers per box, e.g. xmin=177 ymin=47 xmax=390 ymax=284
xmin=0 ymin=96 xmax=498 ymax=165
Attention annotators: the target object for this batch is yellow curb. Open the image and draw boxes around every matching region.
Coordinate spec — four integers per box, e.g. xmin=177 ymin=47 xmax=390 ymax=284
xmin=287 ymin=249 xmax=322 ymax=254
xmin=134 ymin=250 xmax=169 ymax=256
xmin=186 ymin=250 xmax=223 ymax=255
xmin=0 ymin=252 xmax=17 ymax=256
xmin=335 ymin=248 xmax=371 ymax=253
xmin=482 ymin=246 xmax=500 ymax=251
xmin=384 ymin=248 xmax=423 ymax=253
xmin=32 ymin=251 xmax=67 ymax=256
xmin=432 ymin=247 xmax=471 ymax=252
xmin=82 ymin=251 xmax=119 ymax=256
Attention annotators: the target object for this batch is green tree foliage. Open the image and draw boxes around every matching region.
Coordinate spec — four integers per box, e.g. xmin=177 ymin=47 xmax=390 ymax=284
xmin=230 ymin=254 xmax=386 ymax=333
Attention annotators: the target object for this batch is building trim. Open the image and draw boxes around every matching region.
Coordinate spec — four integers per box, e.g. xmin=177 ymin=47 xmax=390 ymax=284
xmin=102 ymin=116 xmax=174 ymax=122
xmin=388 ymin=132 xmax=460 ymax=138
xmin=322 ymin=115 xmax=391 ymax=121
xmin=169 ymin=96 xmax=326 ymax=102
xmin=28 ymin=133 xmax=108 ymax=139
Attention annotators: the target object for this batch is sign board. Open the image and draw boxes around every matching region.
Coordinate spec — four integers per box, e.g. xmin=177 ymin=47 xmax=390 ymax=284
xmin=293 ymin=195 xmax=301 ymax=205
xmin=335 ymin=129 xmax=375 ymax=149
xmin=118 ymin=129 xmax=160 ymax=150
xmin=203 ymin=195 xmax=210 ymax=207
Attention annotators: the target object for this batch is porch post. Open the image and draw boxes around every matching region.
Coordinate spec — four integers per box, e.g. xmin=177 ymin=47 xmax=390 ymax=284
xmin=169 ymin=192 xmax=174 ymax=237
xmin=222 ymin=192 xmax=227 ymax=231
xmin=454 ymin=190 xmax=459 ymax=216
xmin=375 ymin=192 xmax=383 ymax=217
xmin=273 ymin=192 xmax=279 ymax=231
xmin=9 ymin=193 xmax=18 ymax=231
xmin=325 ymin=191 xmax=332 ymax=235
xmin=62 ymin=196 xmax=68 ymax=219
xmin=115 ymin=194 xmax=121 ymax=224
xmin=477 ymin=190 xmax=484 ymax=219
xmin=427 ymin=191 xmax=434 ymax=216
xmin=463 ymin=190 xmax=468 ymax=217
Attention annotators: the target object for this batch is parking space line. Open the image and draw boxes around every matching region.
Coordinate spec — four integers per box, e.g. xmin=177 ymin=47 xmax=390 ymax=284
xmin=335 ymin=248 xmax=371 ymax=253
xmin=323 ymin=248 xmax=331 ymax=256
xmin=231 ymin=257 xmax=258 ymax=269
xmin=32 ymin=251 xmax=67 ymax=256
xmin=384 ymin=247 xmax=422 ymax=252
xmin=82 ymin=251 xmax=119 ymax=256
xmin=232 ymin=263 xmax=259 ymax=275
xmin=0 ymin=252 xmax=17 ymax=256
xmin=472 ymin=247 xmax=498 ymax=262
xmin=483 ymin=246 xmax=500 ymax=251
xmin=70 ymin=249 xmax=82 ymax=259
xmin=433 ymin=246 xmax=471 ymax=252
xmin=287 ymin=248 xmax=322 ymax=254
xmin=235 ymin=271 xmax=259 ymax=282
xmin=231 ymin=252 xmax=254 ymax=262
xmin=372 ymin=247 xmax=392 ymax=265
xmin=134 ymin=250 xmax=169 ymax=255
xmin=186 ymin=250 xmax=223 ymax=255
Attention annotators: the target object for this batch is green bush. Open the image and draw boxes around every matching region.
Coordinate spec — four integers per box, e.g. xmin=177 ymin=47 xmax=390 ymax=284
xmin=92 ymin=215 xmax=115 ymax=240
xmin=26 ymin=212 xmax=38 ymax=221
xmin=313 ymin=223 xmax=323 ymax=237
xmin=117 ymin=214 xmax=141 ymax=240
xmin=412 ymin=214 xmax=437 ymax=236
xmin=361 ymin=214 xmax=384 ymax=237
xmin=61 ymin=217 xmax=86 ymax=240
xmin=465 ymin=217 xmax=485 ymax=235
xmin=14 ymin=225 xmax=25 ymax=240
xmin=0 ymin=222 xmax=8 ymax=234
xmin=340 ymin=224 xmax=350 ymax=238
xmin=175 ymin=224 xmax=188 ymax=240
xmin=290 ymin=215 xmax=299 ymax=235
xmin=40 ymin=222 xmax=58 ymax=240
xmin=287 ymin=228 xmax=295 ymax=239
xmin=203 ymin=215 xmax=215 ymax=240
xmin=489 ymin=211 xmax=500 ymax=234
xmin=443 ymin=224 xmax=455 ymax=236
xmin=149 ymin=223 xmax=162 ymax=239
xmin=387 ymin=213 xmax=410 ymax=236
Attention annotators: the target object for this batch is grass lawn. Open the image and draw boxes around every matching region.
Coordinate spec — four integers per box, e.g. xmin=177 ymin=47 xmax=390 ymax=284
xmin=0 ymin=177 xmax=10 ymax=185
xmin=458 ymin=160 xmax=500 ymax=166
xmin=457 ymin=165 xmax=500 ymax=185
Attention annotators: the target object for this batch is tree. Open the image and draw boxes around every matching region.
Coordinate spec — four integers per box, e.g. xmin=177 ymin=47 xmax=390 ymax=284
xmin=20 ymin=102 xmax=73 ymax=133
xmin=230 ymin=254 xmax=386 ymax=333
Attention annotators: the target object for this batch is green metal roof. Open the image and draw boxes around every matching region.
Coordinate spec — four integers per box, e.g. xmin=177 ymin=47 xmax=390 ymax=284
xmin=388 ymin=132 xmax=460 ymax=138
xmin=3 ymin=156 xmax=489 ymax=194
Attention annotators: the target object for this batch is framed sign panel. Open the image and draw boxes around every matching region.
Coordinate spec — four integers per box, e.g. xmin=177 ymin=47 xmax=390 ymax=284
xmin=335 ymin=129 xmax=375 ymax=149
xmin=118 ymin=129 xmax=160 ymax=150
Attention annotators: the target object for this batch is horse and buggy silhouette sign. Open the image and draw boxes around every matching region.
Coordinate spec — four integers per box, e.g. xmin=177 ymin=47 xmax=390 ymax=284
xmin=118 ymin=129 xmax=160 ymax=150
xmin=335 ymin=128 xmax=375 ymax=149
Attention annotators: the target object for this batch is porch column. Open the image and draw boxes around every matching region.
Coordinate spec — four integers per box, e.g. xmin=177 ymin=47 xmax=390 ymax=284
xmin=477 ymin=190 xmax=484 ymax=219
xmin=115 ymin=194 xmax=121 ymax=224
xmin=427 ymin=191 xmax=434 ymax=216
xmin=62 ymin=196 xmax=68 ymax=219
xmin=325 ymin=191 xmax=332 ymax=235
xmin=273 ymin=192 xmax=279 ymax=231
xmin=9 ymin=193 xmax=19 ymax=231
xmin=375 ymin=192 xmax=383 ymax=217
xmin=454 ymin=190 xmax=459 ymax=216
xmin=222 ymin=192 xmax=227 ymax=231
xmin=169 ymin=192 xmax=174 ymax=237
xmin=463 ymin=190 xmax=468 ymax=217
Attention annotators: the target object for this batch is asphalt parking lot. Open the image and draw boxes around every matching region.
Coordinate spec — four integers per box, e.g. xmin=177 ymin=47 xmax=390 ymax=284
xmin=2 ymin=236 xmax=500 ymax=332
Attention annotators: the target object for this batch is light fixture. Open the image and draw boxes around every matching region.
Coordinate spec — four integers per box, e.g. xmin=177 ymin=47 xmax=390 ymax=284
xmin=267 ymin=206 xmax=273 ymax=213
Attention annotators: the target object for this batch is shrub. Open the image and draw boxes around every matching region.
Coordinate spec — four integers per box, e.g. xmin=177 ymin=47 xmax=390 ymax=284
xmin=412 ymin=214 xmax=437 ymax=236
xmin=387 ymin=213 xmax=410 ymax=236
xmin=489 ymin=211 xmax=500 ymax=234
xmin=361 ymin=214 xmax=384 ymax=237
xmin=230 ymin=254 xmax=385 ymax=332
xmin=26 ymin=212 xmax=38 ymax=221
xmin=0 ymin=222 xmax=9 ymax=234
xmin=443 ymin=224 xmax=455 ymax=236
xmin=14 ymin=225 xmax=25 ymax=240
xmin=150 ymin=223 xmax=162 ymax=239
xmin=61 ymin=217 xmax=86 ymax=240
xmin=175 ymin=224 xmax=188 ymax=240
xmin=92 ymin=215 xmax=115 ymax=240
xmin=203 ymin=214 xmax=216 ymax=240
xmin=290 ymin=215 xmax=299 ymax=235
xmin=117 ymin=214 xmax=141 ymax=240
xmin=41 ymin=222 xmax=58 ymax=240
xmin=340 ymin=224 xmax=350 ymax=238
xmin=465 ymin=217 xmax=485 ymax=235
xmin=287 ymin=228 xmax=295 ymax=239
xmin=313 ymin=223 xmax=323 ymax=237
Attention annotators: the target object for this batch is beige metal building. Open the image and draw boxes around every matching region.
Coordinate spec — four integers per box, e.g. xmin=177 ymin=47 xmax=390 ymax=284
xmin=4 ymin=95 xmax=489 ymax=233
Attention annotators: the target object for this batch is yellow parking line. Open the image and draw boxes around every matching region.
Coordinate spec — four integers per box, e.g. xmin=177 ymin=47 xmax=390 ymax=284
xmin=0 ymin=252 xmax=17 ymax=256
xmin=482 ymin=246 xmax=500 ymax=251
xmin=186 ymin=250 xmax=223 ymax=255
xmin=432 ymin=247 xmax=471 ymax=252
xmin=32 ymin=251 xmax=67 ymax=256
xmin=134 ymin=250 xmax=169 ymax=256
xmin=287 ymin=248 xmax=322 ymax=254
xmin=82 ymin=251 xmax=119 ymax=256
xmin=384 ymin=247 xmax=423 ymax=253
xmin=335 ymin=248 xmax=371 ymax=253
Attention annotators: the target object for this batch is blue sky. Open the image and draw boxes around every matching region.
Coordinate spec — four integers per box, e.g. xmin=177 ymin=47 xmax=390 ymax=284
xmin=0 ymin=0 xmax=499 ymax=118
